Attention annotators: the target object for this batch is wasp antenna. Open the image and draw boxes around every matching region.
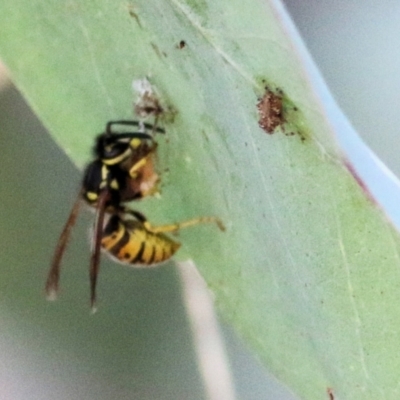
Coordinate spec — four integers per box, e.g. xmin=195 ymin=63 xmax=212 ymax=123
xmin=106 ymin=120 xmax=140 ymax=135
xmin=154 ymin=126 xmax=165 ymax=134
xmin=105 ymin=120 xmax=165 ymax=136
xmin=135 ymin=120 xmax=165 ymax=134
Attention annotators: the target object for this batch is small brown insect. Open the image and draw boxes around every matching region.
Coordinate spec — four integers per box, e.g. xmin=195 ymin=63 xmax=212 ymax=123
xmin=133 ymin=79 xmax=164 ymax=122
xmin=257 ymin=88 xmax=284 ymax=133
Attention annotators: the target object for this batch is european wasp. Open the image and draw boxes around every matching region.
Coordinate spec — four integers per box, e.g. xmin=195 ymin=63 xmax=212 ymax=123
xmin=102 ymin=210 xmax=224 ymax=267
xmin=46 ymin=120 xmax=163 ymax=307
xmin=46 ymin=120 xmax=224 ymax=310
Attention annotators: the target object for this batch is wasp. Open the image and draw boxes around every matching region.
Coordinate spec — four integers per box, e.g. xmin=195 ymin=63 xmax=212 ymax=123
xmin=102 ymin=209 xmax=224 ymax=267
xmin=46 ymin=120 xmax=163 ymax=307
xmin=46 ymin=120 xmax=224 ymax=310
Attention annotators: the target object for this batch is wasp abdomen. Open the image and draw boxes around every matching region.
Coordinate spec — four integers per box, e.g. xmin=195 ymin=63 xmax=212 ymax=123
xmin=102 ymin=215 xmax=180 ymax=266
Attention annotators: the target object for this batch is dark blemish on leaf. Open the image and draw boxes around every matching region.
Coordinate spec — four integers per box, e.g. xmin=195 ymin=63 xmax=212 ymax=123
xmin=257 ymin=87 xmax=284 ymax=133
xmin=344 ymin=160 xmax=376 ymax=205
xmin=177 ymin=40 xmax=186 ymax=49
xmin=201 ymin=130 xmax=210 ymax=142
xmin=327 ymin=388 xmax=334 ymax=400
xmin=150 ymin=42 xmax=167 ymax=59
xmin=127 ymin=6 xmax=142 ymax=28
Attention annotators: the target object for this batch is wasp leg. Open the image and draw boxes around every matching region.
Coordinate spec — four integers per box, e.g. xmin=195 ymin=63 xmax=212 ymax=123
xmin=45 ymin=193 xmax=82 ymax=300
xmin=143 ymin=216 xmax=226 ymax=234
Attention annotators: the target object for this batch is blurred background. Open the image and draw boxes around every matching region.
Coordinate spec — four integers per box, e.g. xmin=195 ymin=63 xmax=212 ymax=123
xmin=283 ymin=0 xmax=400 ymax=178
xmin=1 ymin=1 xmax=399 ymax=399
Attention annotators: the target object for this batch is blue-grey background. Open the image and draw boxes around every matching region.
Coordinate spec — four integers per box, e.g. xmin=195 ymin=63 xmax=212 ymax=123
xmin=283 ymin=0 xmax=400 ymax=179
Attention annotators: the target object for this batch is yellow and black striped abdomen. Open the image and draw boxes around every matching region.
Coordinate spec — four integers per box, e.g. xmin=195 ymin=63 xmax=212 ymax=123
xmin=101 ymin=215 xmax=181 ymax=266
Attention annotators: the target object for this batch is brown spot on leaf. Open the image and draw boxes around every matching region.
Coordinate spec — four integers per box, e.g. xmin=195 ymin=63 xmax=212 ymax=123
xmin=327 ymin=388 xmax=334 ymax=400
xmin=127 ymin=6 xmax=142 ymax=28
xmin=257 ymin=88 xmax=284 ymax=133
xmin=177 ymin=40 xmax=186 ymax=49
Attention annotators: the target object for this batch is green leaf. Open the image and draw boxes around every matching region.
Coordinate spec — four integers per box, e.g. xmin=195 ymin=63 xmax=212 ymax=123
xmin=1 ymin=0 xmax=399 ymax=398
